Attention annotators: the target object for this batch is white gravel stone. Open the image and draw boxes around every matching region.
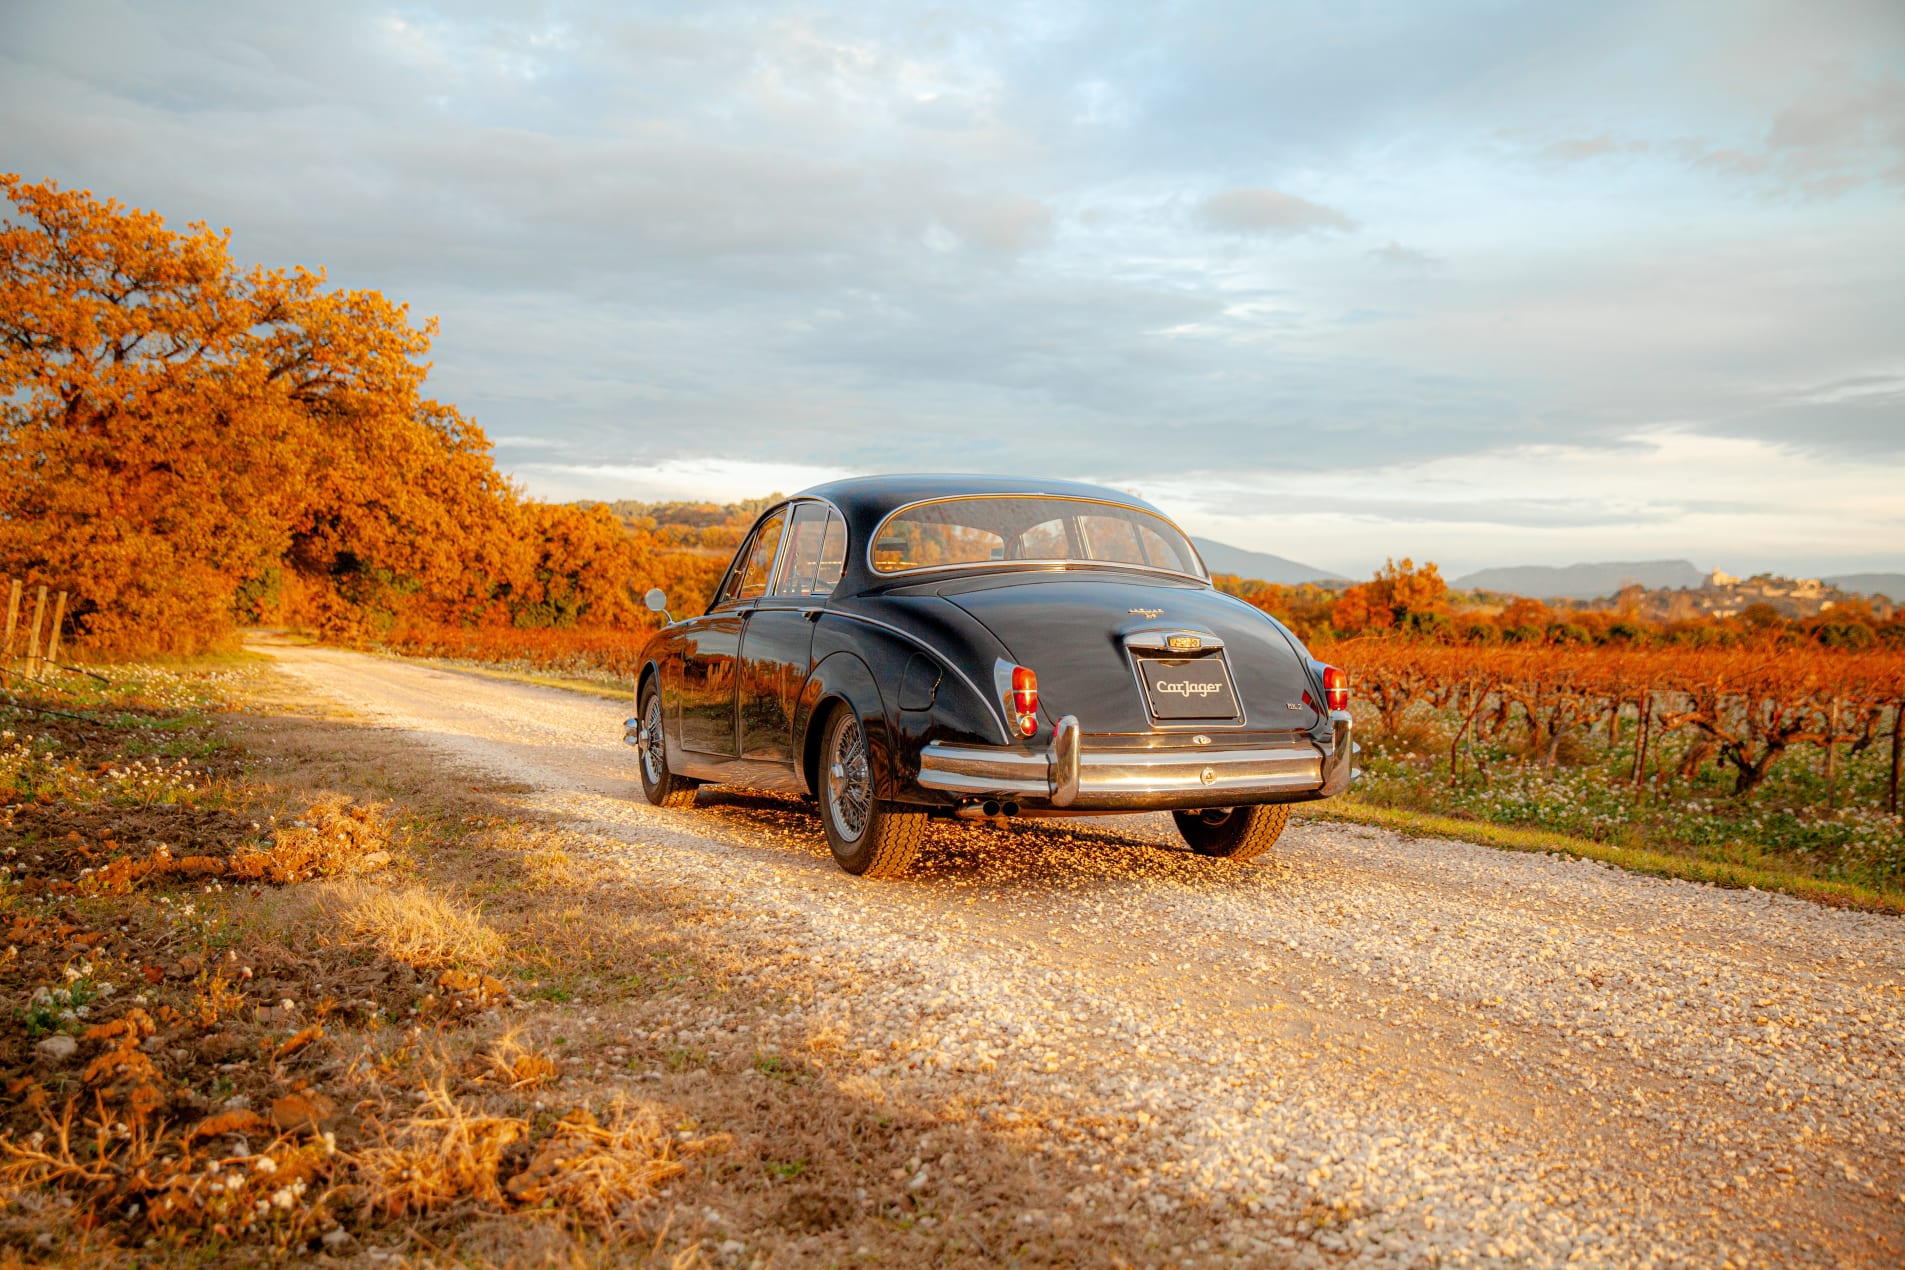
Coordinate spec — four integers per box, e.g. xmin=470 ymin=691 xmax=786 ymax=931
xmin=34 ymin=1034 xmax=76 ymax=1063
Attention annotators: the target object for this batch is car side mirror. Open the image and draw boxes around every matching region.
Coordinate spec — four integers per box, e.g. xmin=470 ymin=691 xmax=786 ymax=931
xmin=644 ymin=588 xmax=674 ymax=624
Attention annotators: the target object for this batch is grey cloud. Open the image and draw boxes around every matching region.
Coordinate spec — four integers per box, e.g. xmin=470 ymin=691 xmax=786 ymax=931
xmin=1540 ymin=135 xmax=1644 ymax=161
xmin=3 ymin=0 xmax=1902 ymax=562
xmin=1198 ymin=188 xmax=1355 ymax=236
xmin=940 ymin=195 xmax=1053 ymax=253
xmin=1368 ymin=241 xmax=1443 ymax=272
xmin=1586 ymin=73 xmax=1905 ymax=196
xmin=1711 ymin=375 xmax=1905 ymax=456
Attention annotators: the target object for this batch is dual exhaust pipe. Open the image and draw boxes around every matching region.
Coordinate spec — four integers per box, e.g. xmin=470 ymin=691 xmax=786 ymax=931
xmin=955 ymin=799 xmax=1020 ymax=824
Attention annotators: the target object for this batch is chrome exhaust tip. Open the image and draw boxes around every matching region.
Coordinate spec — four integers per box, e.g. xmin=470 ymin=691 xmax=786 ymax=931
xmin=954 ymin=800 xmax=1014 ymax=826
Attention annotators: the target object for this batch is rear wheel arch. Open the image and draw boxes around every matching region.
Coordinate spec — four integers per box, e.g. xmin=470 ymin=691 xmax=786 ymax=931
xmin=797 ymin=651 xmax=895 ymax=797
xmin=802 ymin=694 xmax=849 ymax=798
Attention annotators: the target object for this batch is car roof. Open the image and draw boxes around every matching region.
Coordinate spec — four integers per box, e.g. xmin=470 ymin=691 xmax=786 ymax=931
xmin=792 ymin=473 xmax=1170 ymax=526
xmin=758 ymin=474 xmax=1204 ymax=594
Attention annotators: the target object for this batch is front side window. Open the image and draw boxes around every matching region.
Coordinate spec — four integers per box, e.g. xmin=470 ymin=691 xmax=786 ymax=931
xmin=870 ymin=496 xmax=1202 ymax=578
xmin=734 ymin=508 xmax=788 ymax=601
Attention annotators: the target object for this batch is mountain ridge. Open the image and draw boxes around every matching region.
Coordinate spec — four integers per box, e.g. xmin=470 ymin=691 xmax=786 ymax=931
xmin=1191 ymin=538 xmax=1345 ymax=585
xmin=1825 ymin=573 xmax=1905 ymax=601
xmin=1452 ymin=560 xmax=1706 ymax=599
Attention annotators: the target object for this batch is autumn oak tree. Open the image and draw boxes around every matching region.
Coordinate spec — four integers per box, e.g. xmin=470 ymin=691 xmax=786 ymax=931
xmin=0 ymin=175 xmax=682 ymax=652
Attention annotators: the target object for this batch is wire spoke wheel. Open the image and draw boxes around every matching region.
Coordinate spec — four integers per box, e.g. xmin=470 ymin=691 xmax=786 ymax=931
xmin=641 ymin=693 xmax=667 ymax=785
xmin=635 ymin=680 xmax=698 ymax=809
xmin=827 ymin=714 xmax=873 ymax=841
xmin=817 ymin=706 xmax=924 ymax=878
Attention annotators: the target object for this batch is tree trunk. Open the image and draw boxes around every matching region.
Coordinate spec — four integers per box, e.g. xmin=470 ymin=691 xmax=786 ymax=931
xmin=1677 ymin=737 xmax=1716 ymax=782
xmin=1731 ymin=740 xmax=1787 ymax=796
xmin=1450 ymin=683 xmax=1484 ymax=783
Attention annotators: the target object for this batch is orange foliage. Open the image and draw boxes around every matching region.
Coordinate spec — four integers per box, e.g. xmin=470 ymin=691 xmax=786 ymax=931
xmin=1328 ymin=558 xmax=1448 ymax=636
xmin=0 ymin=175 xmax=735 ymax=653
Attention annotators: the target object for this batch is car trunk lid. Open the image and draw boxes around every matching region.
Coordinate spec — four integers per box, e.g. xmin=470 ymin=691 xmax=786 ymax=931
xmin=933 ymin=572 xmax=1321 ymax=736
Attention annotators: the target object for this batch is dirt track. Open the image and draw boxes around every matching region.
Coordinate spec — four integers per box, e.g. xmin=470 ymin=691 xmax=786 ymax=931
xmin=267 ymin=643 xmax=1904 ymax=1267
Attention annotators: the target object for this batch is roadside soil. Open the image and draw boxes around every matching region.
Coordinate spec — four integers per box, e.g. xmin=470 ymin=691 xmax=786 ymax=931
xmin=245 ymin=642 xmax=1905 ymax=1268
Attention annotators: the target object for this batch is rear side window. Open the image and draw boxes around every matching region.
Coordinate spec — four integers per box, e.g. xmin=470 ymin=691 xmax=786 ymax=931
xmin=813 ymin=513 xmax=847 ymax=595
xmin=735 ymin=508 xmax=787 ymax=601
xmin=772 ymin=503 xmax=833 ymax=596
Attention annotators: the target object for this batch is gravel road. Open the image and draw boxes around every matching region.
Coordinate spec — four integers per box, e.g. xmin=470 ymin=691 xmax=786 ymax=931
xmin=268 ymin=645 xmax=1903 ymax=1266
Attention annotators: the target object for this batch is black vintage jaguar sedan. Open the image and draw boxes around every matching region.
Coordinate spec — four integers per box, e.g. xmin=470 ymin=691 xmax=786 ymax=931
xmin=626 ymin=475 xmax=1353 ymax=877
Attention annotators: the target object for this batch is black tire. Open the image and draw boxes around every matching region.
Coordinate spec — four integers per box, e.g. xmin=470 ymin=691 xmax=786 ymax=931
xmin=1173 ymin=804 xmax=1290 ymax=861
xmin=817 ymin=707 xmax=925 ymax=878
xmin=635 ymin=680 xmax=699 ymax=809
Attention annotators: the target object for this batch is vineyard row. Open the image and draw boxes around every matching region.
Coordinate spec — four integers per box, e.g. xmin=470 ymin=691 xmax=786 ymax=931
xmin=1317 ymin=640 xmax=1905 ymax=812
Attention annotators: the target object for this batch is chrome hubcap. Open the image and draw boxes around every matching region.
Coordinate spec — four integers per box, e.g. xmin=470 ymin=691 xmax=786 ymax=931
xmin=827 ymin=716 xmax=872 ymax=841
xmin=641 ymin=695 xmax=666 ymax=785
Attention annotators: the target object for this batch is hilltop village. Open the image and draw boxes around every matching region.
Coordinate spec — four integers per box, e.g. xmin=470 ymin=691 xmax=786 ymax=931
xmin=1605 ymin=571 xmax=1895 ymax=622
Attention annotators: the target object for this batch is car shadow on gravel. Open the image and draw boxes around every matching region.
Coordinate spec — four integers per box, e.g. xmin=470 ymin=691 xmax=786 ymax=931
xmin=689 ymin=788 xmax=1310 ymax=896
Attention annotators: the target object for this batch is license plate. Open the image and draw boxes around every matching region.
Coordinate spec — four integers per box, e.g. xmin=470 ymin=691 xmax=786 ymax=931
xmin=1137 ymin=657 xmax=1241 ymax=720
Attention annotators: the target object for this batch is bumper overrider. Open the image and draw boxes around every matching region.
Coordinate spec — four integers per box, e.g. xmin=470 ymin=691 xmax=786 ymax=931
xmin=917 ymin=713 xmax=1356 ymax=812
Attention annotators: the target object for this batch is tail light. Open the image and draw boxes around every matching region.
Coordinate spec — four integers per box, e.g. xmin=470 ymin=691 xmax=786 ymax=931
xmin=1008 ymin=665 xmax=1039 ymax=736
xmin=1322 ymin=665 xmax=1349 ymax=712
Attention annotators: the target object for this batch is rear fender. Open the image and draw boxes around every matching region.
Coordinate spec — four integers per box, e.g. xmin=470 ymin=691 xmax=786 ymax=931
xmin=796 ymin=652 xmax=893 ymax=801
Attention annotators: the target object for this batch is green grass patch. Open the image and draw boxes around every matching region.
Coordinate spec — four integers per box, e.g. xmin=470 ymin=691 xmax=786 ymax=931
xmin=1300 ymin=799 xmax=1905 ymax=915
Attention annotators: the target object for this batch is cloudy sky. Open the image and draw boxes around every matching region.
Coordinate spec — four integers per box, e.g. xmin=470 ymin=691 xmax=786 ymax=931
xmin=4 ymin=0 xmax=1903 ymax=578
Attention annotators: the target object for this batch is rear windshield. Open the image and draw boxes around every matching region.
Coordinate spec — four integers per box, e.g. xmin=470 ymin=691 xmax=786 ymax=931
xmin=870 ymin=496 xmax=1204 ymax=578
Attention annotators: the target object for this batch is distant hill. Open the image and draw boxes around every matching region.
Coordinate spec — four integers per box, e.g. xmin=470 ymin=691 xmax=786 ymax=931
xmin=1452 ymin=560 xmax=1706 ymax=600
xmin=1192 ymin=538 xmax=1344 ymax=585
xmin=1827 ymin=573 xmax=1905 ymax=602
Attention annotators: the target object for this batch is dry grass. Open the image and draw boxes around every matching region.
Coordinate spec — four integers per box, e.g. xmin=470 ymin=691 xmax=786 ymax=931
xmin=519 ymin=846 xmax=579 ymax=893
xmin=316 ymin=877 xmax=507 ymax=968
xmin=357 ymin=1083 xmax=528 ymax=1217
xmin=476 ymin=1028 xmax=563 ymax=1089
xmin=501 ymin=1099 xmax=697 ymax=1222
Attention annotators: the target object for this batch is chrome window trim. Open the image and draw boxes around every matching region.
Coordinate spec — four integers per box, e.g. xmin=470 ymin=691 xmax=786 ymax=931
xmin=865 ymin=494 xmax=1209 ymax=583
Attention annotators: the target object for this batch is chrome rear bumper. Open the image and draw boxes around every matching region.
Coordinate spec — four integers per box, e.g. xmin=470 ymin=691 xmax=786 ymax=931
xmin=917 ymin=714 xmax=1347 ymax=812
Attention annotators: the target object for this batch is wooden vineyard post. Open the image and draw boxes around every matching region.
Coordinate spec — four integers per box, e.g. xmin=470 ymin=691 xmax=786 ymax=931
xmin=25 ymin=586 xmax=47 ymax=679
xmin=1823 ymin=697 xmax=1839 ymax=812
xmin=1631 ymin=693 xmax=1651 ymax=801
xmin=1 ymin=579 xmax=18 ymax=686
xmin=46 ymin=591 xmax=67 ymax=672
xmin=1890 ymin=702 xmax=1902 ymax=818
